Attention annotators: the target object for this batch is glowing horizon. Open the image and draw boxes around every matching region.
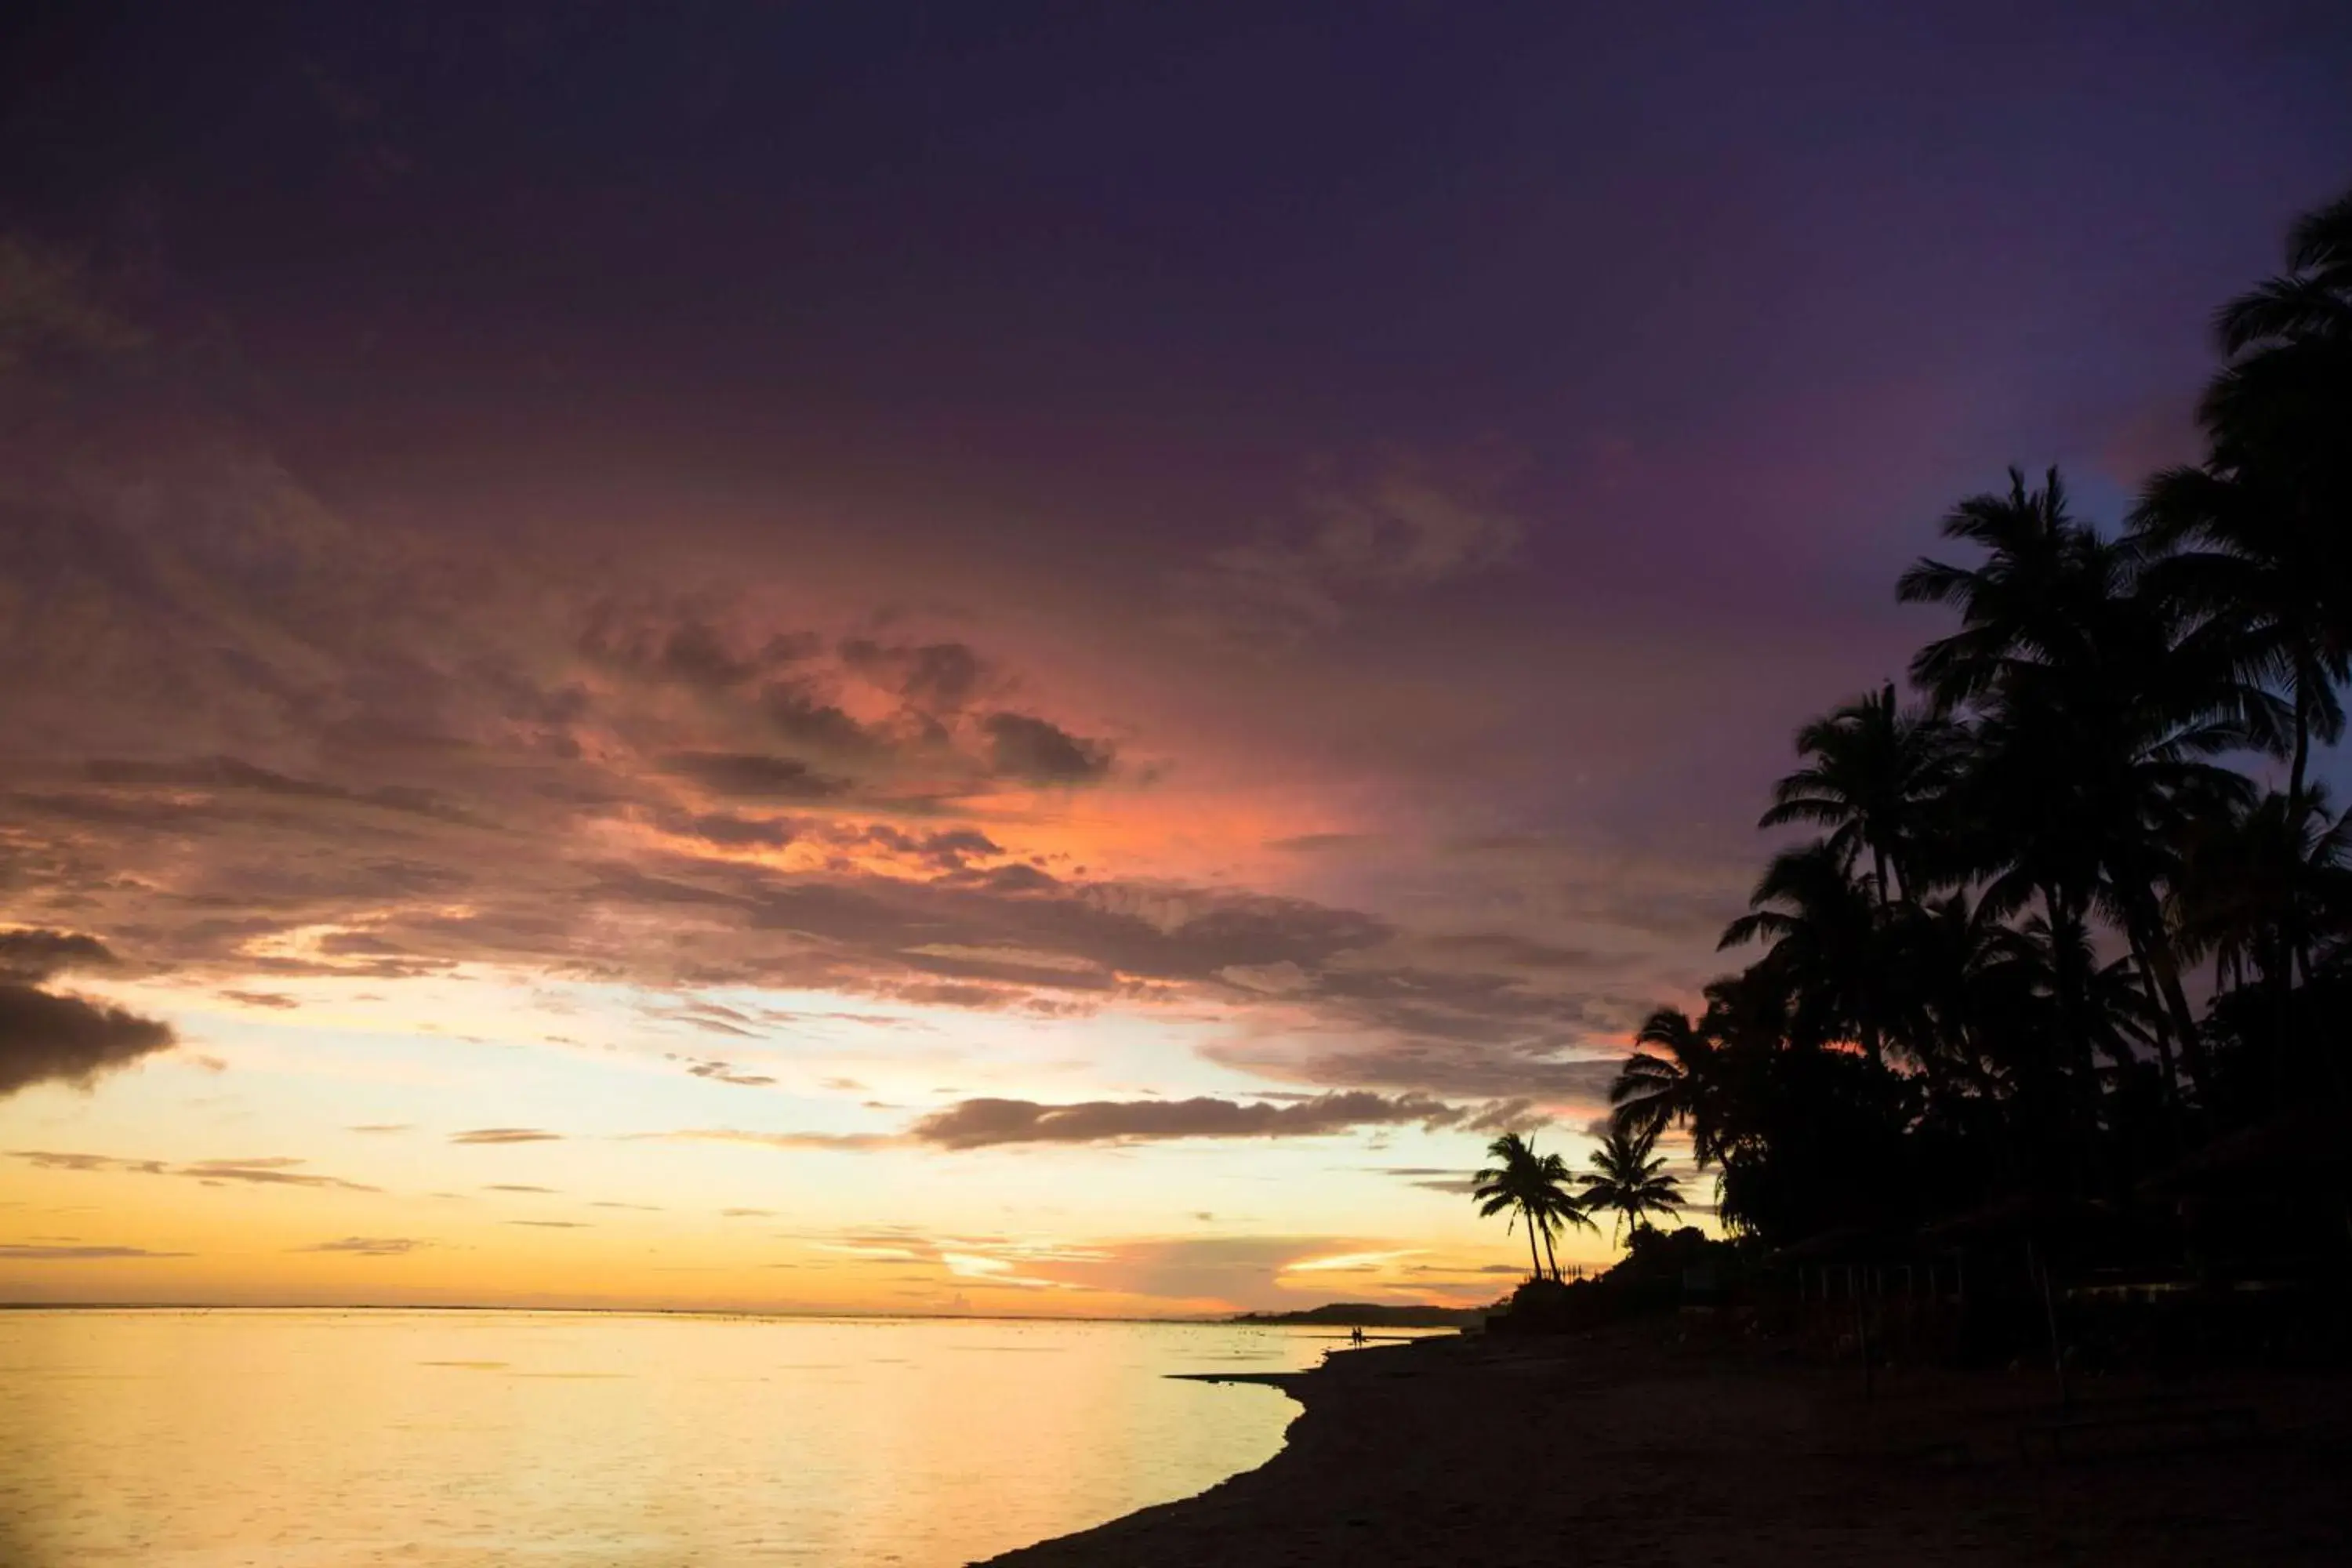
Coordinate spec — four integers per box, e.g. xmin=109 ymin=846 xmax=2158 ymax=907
xmin=5 ymin=3 xmax=2344 ymax=1318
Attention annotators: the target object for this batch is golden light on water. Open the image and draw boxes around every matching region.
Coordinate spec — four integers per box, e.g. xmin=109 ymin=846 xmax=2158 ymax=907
xmin=0 ymin=1310 xmax=1372 ymax=1567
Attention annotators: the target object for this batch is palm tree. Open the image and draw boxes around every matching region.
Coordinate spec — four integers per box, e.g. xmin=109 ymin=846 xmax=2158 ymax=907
xmin=2136 ymin=466 xmax=2347 ymax=815
xmin=1720 ymin=839 xmax=1888 ymax=1065
xmin=1576 ymin=1123 xmax=1686 ymax=1243
xmin=1898 ymin=466 xmax=2114 ymax=713
xmin=1611 ymin=983 xmax=1762 ymax=1166
xmin=2201 ymin=184 xmax=2352 ymax=503
xmin=1900 ymin=467 xmax=2271 ymax=1102
xmin=1759 ymin=683 xmax=1958 ymax=904
xmin=1472 ymin=1132 xmax=1586 ymax=1282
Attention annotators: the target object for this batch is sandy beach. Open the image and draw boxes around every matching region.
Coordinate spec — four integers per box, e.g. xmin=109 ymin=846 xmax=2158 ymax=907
xmin=979 ymin=1328 xmax=2352 ymax=1566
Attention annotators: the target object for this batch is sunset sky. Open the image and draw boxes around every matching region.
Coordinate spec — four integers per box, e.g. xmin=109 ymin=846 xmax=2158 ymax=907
xmin=4 ymin=2 xmax=2350 ymax=1315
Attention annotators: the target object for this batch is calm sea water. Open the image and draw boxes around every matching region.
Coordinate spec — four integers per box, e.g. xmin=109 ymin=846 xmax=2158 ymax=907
xmin=0 ymin=1309 xmax=1374 ymax=1566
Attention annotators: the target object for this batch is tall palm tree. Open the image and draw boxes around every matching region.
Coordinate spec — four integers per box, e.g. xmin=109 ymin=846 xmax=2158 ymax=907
xmin=1611 ymin=984 xmax=1761 ymax=1166
xmin=1900 ymin=467 xmax=2270 ymax=1101
xmin=1576 ymin=1123 xmax=1686 ymax=1243
xmin=1720 ymin=839 xmax=1888 ymax=1065
xmin=1759 ymin=683 xmax=1959 ymax=904
xmin=2172 ymin=787 xmax=2352 ymax=1113
xmin=2201 ymin=184 xmax=2352 ymax=499
xmin=1472 ymin=1132 xmax=1585 ymax=1282
xmin=2136 ymin=466 xmax=2347 ymax=815
xmin=1898 ymin=466 xmax=2114 ymax=713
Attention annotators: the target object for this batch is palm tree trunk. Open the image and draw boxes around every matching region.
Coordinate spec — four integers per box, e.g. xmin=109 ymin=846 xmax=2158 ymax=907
xmin=1541 ymin=1221 xmax=1560 ymax=1283
xmin=1523 ymin=1211 xmax=1543 ymax=1282
xmin=2120 ymin=922 xmax=2184 ymax=1115
xmin=2120 ymin=883 xmax=2210 ymax=1094
xmin=2289 ymin=665 xmax=2314 ymax=819
xmin=2045 ymin=884 xmax=2102 ymax=1172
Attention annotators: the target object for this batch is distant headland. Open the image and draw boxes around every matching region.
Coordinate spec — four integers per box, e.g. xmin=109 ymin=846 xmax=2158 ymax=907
xmin=1227 ymin=1301 xmax=1494 ymax=1329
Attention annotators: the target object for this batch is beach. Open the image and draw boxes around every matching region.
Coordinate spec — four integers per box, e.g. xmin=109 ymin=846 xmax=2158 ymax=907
xmin=981 ymin=1327 xmax=2352 ymax=1566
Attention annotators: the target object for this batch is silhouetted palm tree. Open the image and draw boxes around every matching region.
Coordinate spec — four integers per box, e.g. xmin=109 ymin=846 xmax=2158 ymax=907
xmin=1576 ymin=1123 xmax=1686 ymax=1243
xmin=1613 ymin=993 xmax=1744 ymax=1165
xmin=1760 ymin=683 xmax=1958 ymax=904
xmin=1721 ymin=840 xmax=1888 ymax=1065
xmin=1472 ymin=1132 xmax=1584 ymax=1282
xmin=2202 ymin=186 xmax=2352 ymax=503
xmin=1584 ymin=187 xmax=2352 ymax=1251
xmin=1899 ymin=467 xmax=2113 ymax=713
xmin=2136 ymin=466 xmax=2347 ymax=813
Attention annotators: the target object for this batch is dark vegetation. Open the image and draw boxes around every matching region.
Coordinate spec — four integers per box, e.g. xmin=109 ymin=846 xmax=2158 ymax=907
xmin=1229 ymin=1302 xmax=1491 ymax=1329
xmin=1480 ymin=183 xmax=2352 ymax=1359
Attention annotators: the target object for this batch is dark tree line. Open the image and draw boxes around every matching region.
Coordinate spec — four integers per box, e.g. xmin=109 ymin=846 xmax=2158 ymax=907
xmin=1606 ymin=183 xmax=2352 ymax=1249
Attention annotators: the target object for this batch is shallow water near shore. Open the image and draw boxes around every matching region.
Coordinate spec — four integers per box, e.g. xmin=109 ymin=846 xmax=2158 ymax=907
xmin=0 ymin=1308 xmax=1357 ymax=1566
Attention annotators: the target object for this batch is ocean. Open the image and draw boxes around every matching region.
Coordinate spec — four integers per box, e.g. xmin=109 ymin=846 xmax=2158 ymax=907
xmin=0 ymin=1308 xmax=1360 ymax=1566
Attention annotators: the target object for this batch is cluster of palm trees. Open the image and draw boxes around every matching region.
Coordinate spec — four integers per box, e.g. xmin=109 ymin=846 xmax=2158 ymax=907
xmin=1472 ymin=1126 xmax=1687 ymax=1279
xmin=1586 ymin=183 xmax=2352 ymax=1250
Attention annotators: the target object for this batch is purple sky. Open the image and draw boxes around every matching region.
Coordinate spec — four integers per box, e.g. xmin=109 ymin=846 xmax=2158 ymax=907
xmin=2 ymin=2 xmax=2349 ymax=1308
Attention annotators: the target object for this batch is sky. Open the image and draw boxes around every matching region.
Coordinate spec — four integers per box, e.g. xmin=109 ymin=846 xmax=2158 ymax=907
xmin=2 ymin=1 xmax=2350 ymax=1316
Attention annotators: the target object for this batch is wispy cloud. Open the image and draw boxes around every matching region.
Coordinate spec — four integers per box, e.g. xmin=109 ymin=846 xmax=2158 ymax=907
xmin=647 ymin=1128 xmax=902 ymax=1152
xmin=13 ymin=1150 xmax=378 ymax=1191
xmin=293 ymin=1236 xmax=429 ymax=1256
xmin=685 ymin=1061 xmax=778 ymax=1087
xmin=906 ymin=1091 xmax=1479 ymax=1149
xmin=450 ymin=1128 xmax=562 ymax=1145
xmin=0 ymin=1242 xmax=190 ymax=1260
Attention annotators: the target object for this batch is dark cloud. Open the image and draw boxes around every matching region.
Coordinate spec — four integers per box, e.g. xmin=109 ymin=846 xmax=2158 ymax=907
xmin=981 ymin=713 xmax=1114 ymax=783
xmin=1263 ymin=833 xmax=1376 ymax=854
xmin=0 ymin=1243 xmax=190 ymax=1260
xmin=839 ymin=639 xmax=990 ymax=710
xmin=662 ymin=752 xmax=848 ymax=800
xmin=0 ymin=379 xmax=1705 ymax=1108
xmin=0 ymin=928 xmax=119 ymax=982
xmin=484 ymin=1184 xmax=557 ymax=1193
xmin=85 ymin=756 xmax=485 ymax=827
xmin=0 ymin=931 xmax=175 ymax=1102
xmin=578 ymin=606 xmax=817 ymax=692
xmin=854 ymin=823 xmax=1004 ymax=871
xmin=758 ymin=683 xmax=880 ymax=756
xmin=1200 ymin=1038 xmax=1622 ymax=1108
xmin=1464 ymin=1096 xmax=1548 ymax=1134
xmin=651 ymin=808 xmax=801 ymax=848
xmin=294 ymin=1236 xmax=427 ymax=1256
xmin=0 ymin=981 xmax=176 ymax=1099
xmin=908 ymin=1090 xmax=1475 ymax=1149
xmin=450 ymin=1128 xmax=561 ymax=1145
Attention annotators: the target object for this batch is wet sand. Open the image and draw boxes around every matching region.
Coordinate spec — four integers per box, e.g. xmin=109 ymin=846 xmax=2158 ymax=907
xmin=978 ymin=1326 xmax=2352 ymax=1566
